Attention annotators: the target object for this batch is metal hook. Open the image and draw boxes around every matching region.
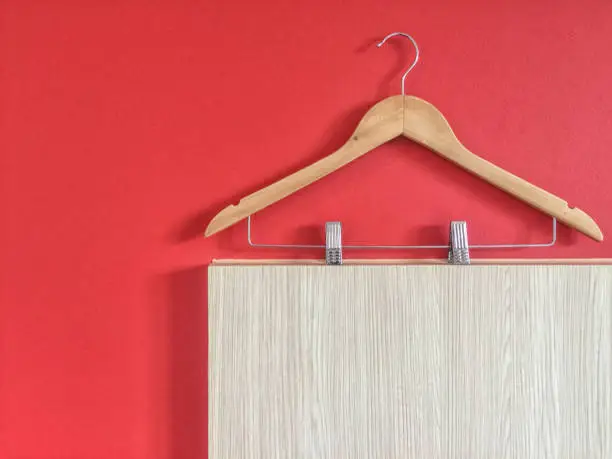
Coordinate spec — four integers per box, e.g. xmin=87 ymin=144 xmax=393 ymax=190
xmin=376 ymin=32 xmax=420 ymax=97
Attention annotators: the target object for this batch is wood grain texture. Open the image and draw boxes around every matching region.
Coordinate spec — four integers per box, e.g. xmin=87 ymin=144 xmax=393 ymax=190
xmin=209 ymin=266 xmax=612 ymax=458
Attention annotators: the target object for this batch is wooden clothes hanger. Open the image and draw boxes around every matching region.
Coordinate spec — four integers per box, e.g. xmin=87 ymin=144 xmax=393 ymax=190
xmin=206 ymin=32 xmax=603 ymax=242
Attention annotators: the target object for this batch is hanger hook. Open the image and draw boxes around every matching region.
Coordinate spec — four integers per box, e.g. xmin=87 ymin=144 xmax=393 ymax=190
xmin=376 ymin=32 xmax=420 ymax=97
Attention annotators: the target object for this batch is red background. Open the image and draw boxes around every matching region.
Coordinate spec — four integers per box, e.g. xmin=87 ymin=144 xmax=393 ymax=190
xmin=2 ymin=1 xmax=612 ymax=457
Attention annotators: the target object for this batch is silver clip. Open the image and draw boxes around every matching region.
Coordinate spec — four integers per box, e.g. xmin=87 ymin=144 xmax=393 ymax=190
xmin=325 ymin=222 xmax=343 ymax=265
xmin=448 ymin=221 xmax=470 ymax=265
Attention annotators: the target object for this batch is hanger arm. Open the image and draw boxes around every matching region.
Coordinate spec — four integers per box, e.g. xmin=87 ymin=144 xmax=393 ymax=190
xmin=401 ymin=96 xmax=603 ymax=242
xmin=206 ymin=140 xmax=387 ymax=237
xmin=433 ymin=142 xmax=601 ymax=241
xmin=205 ymin=96 xmax=404 ymax=237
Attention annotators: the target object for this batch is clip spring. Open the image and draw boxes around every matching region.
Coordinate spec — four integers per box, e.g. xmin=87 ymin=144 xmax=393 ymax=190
xmin=325 ymin=222 xmax=343 ymax=265
xmin=448 ymin=221 xmax=470 ymax=265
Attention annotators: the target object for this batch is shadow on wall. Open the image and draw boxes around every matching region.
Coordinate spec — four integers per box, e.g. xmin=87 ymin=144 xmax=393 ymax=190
xmin=171 ymin=101 xmax=374 ymax=245
xmin=153 ymin=267 xmax=208 ymax=459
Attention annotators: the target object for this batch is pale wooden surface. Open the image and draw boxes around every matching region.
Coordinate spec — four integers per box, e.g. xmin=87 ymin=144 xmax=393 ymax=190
xmin=213 ymin=258 xmax=612 ymax=265
xmin=209 ymin=265 xmax=612 ymax=458
xmin=205 ymin=96 xmax=602 ymax=241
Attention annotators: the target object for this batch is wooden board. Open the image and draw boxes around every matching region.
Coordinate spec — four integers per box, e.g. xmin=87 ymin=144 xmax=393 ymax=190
xmin=213 ymin=258 xmax=612 ymax=265
xmin=209 ymin=265 xmax=612 ymax=458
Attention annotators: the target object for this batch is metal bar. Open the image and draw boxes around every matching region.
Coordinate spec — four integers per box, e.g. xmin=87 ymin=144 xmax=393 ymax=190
xmin=246 ymin=215 xmax=557 ymax=250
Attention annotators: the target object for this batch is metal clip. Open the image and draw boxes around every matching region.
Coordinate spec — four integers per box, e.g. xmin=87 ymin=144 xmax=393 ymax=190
xmin=325 ymin=222 xmax=343 ymax=265
xmin=448 ymin=221 xmax=470 ymax=265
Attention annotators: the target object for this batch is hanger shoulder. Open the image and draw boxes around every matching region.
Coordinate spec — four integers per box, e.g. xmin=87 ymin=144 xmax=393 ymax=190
xmin=401 ymin=96 xmax=603 ymax=241
xmin=205 ymin=96 xmax=405 ymax=237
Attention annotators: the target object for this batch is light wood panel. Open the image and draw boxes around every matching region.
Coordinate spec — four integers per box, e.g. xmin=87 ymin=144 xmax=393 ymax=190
xmin=209 ymin=266 xmax=612 ymax=458
xmin=213 ymin=258 xmax=612 ymax=265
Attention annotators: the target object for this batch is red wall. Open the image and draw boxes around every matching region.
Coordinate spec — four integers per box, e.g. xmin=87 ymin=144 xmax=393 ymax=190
xmin=2 ymin=1 xmax=612 ymax=457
